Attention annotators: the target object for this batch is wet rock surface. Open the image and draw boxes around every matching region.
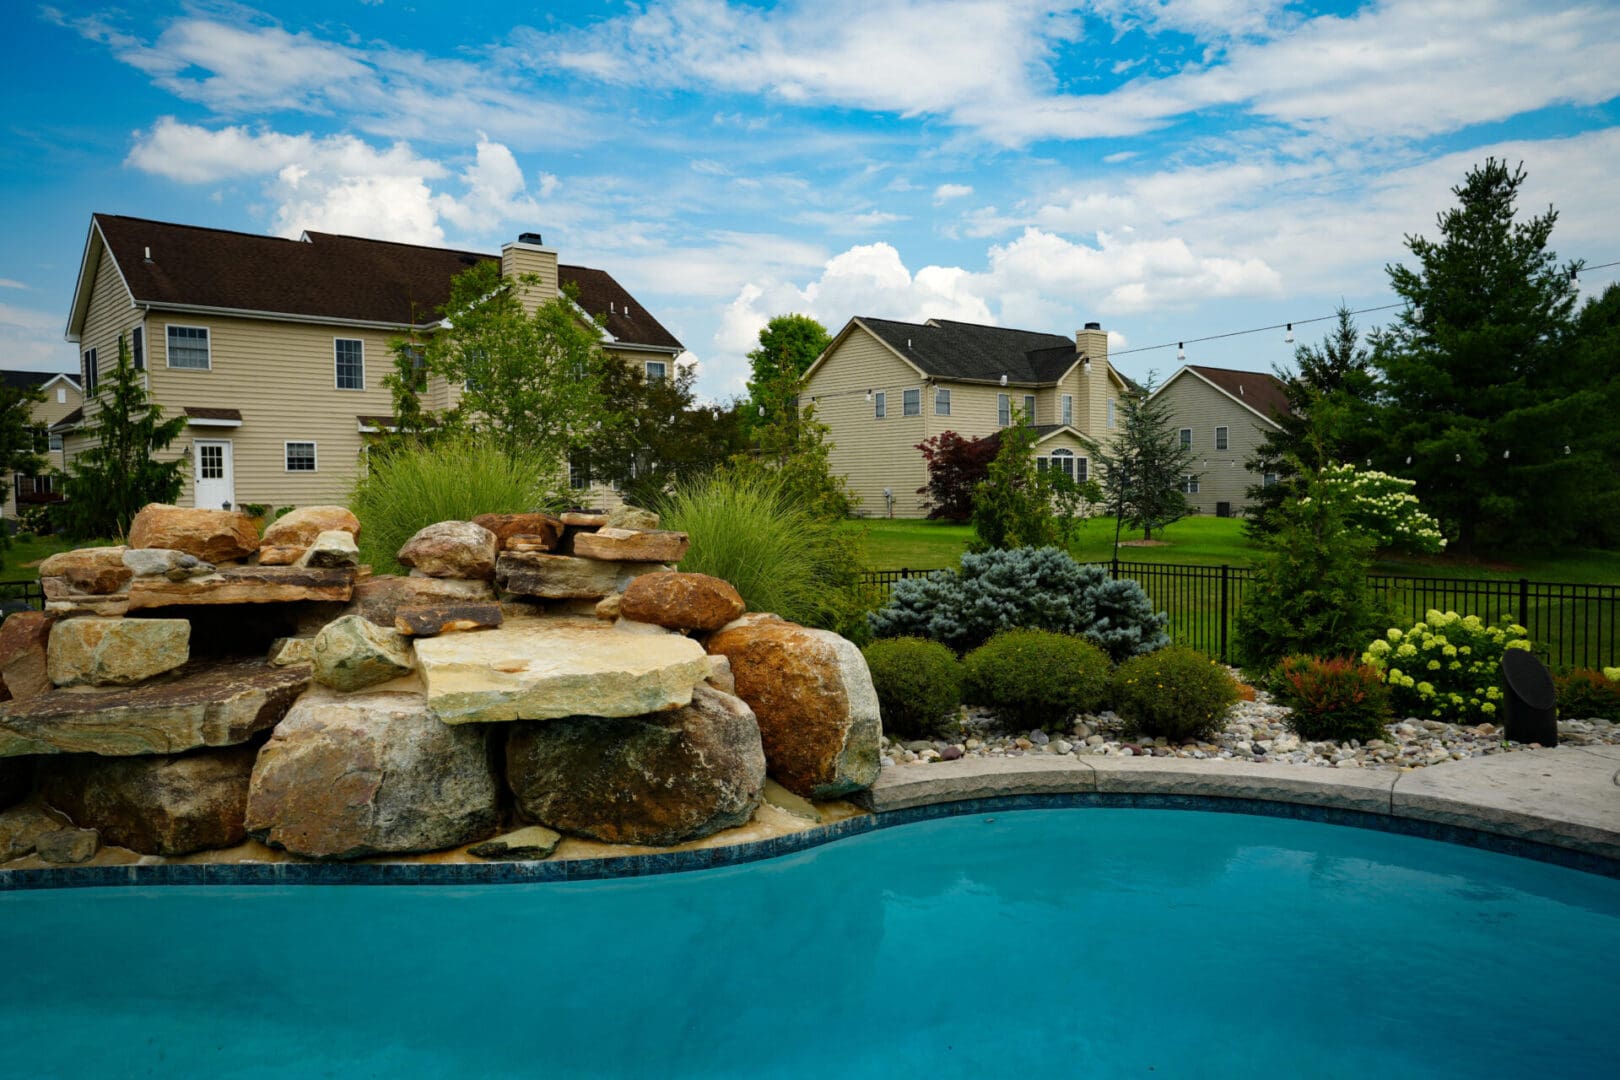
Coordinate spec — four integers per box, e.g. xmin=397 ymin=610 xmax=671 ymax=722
xmin=35 ymin=826 xmax=99 ymax=864
xmin=467 ymin=825 xmax=563 ymax=861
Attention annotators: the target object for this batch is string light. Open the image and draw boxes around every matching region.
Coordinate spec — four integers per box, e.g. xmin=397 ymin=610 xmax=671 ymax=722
xmin=1176 ymin=342 xmax=1185 ymax=361
xmin=1284 ymin=323 xmax=1294 ymax=344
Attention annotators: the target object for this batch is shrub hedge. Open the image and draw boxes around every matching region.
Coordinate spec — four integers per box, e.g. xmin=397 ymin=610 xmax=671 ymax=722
xmin=961 ymin=629 xmax=1110 ymax=731
xmin=861 ymin=637 xmax=964 ymax=740
xmin=1111 ymin=646 xmax=1241 ymax=741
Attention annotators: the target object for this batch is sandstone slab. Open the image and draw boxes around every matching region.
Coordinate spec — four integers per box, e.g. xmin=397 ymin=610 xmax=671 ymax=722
xmin=572 ymin=527 xmax=690 ymax=563
xmin=298 ymin=530 xmax=360 ymax=569
xmin=472 ymin=513 xmax=563 ymax=552
xmin=0 ymin=658 xmax=310 ymax=758
xmin=397 ymin=521 xmax=498 ymax=580
xmin=245 ymin=688 xmax=499 ymax=859
xmin=126 ymin=566 xmax=354 ymax=611
xmin=349 ymin=575 xmax=495 ymax=627
xmin=707 ymin=619 xmax=880 ymax=800
xmin=496 ymin=551 xmax=668 ymax=600
xmin=604 ymin=505 xmax=660 ymax=530
xmin=394 ymin=603 xmax=503 ymax=637
xmin=40 ymin=743 xmax=260 ymax=856
xmin=559 ymin=512 xmax=607 ymax=527
xmin=311 ymin=614 xmax=414 ymax=692
xmin=261 ymin=506 xmax=361 ymax=549
xmin=0 ymin=611 xmax=58 ymax=701
xmin=48 ymin=618 xmax=191 ymax=688
xmin=258 ymin=545 xmax=304 ymax=566
xmin=35 ymin=826 xmax=99 ymax=864
xmin=128 ymin=504 xmax=259 ymax=563
xmin=415 ymin=617 xmax=710 ymax=724
xmin=467 ymin=825 xmax=562 ymax=861
xmin=620 ymin=572 xmax=745 ymax=632
xmin=507 ymin=684 xmax=766 ymax=846
xmin=39 ymin=546 xmax=131 ymax=595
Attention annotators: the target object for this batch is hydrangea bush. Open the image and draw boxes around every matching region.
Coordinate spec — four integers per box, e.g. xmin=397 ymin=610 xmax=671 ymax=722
xmin=1360 ymin=610 xmax=1531 ymax=724
xmin=868 ymin=546 xmax=1169 ymax=660
xmin=1317 ymin=463 xmax=1446 ymax=554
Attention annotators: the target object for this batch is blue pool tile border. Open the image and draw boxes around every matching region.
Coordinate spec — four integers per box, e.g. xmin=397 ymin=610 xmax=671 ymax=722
xmin=3 ymin=792 xmax=1616 ymax=891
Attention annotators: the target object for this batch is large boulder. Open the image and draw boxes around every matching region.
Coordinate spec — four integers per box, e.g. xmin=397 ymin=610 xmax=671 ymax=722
xmin=311 ymin=614 xmax=414 ymax=692
xmin=0 ymin=611 xmax=58 ymax=701
xmin=507 ymin=684 xmax=766 ymax=846
xmin=348 ymin=575 xmax=496 ymax=627
xmin=36 ymin=826 xmax=99 ymax=864
xmin=620 ymin=572 xmax=745 ymax=632
xmin=572 ymin=528 xmax=690 ymax=563
xmin=245 ymin=688 xmax=499 ymax=859
xmin=706 ymin=616 xmax=881 ymax=800
xmin=38 ymin=546 xmax=131 ymax=595
xmin=415 ymin=616 xmax=710 ymax=724
xmin=127 ymin=504 xmax=259 ymax=563
xmin=0 ymin=657 xmax=310 ymax=758
xmin=1 ymin=805 xmax=62 ymax=862
xmin=261 ymin=506 xmax=361 ymax=550
xmin=471 ymin=513 xmax=564 ymax=552
xmin=397 ymin=521 xmax=498 ymax=580
xmin=47 ymin=617 xmax=190 ymax=688
xmin=39 ymin=744 xmax=258 ymax=856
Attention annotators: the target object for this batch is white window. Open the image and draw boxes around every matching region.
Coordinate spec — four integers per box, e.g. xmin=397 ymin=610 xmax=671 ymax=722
xmin=1061 ymin=394 xmax=1073 ymax=426
xmin=1024 ymin=395 xmax=1036 ymax=424
xmin=645 ymin=360 xmax=667 ymax=382
xmin=48 ymin=433 xmax=62 ymax=452
xmin=1049 ymin=448 xmax=1076 ymax=480
xmin=166 ymin=325 xmax=210 ymax=370
xmin=1181 ymin=475 xmax=1200 ymax=494
xmin=935 ymin=387 xmax=951 ymax=416
xmin=1179 ymin=427 xmax=1193 ymax=449
xmin=81 ymin=347 xmax=98 ymax=394
xmin=334 ymin=339 xmax=365 ymax=390
xmin=1215 ymin=426 xmax=1229 ymax=451
xmin=285 ymin=442 xmax=317 ymax=472
xmin=903 ymin=388 xmax=921 ymax=416
xmin=56 ymin=387 xmax=66 ymax=404
xmin=131 ymin=326 xmax=145 ymax=371
xmin=1263 ymin=471 xmax=1279 ymax=487
xmin=874 ymin=391 xmax=886 ymax=419
xmin=1107 ymin=398 xmax=1116 ymax=429
xmin=1077 ymin=456 xmax=1088 ymax=482
xmin=569 ymin=454 xmax=590 ymax=490
xmin=997 ymin=393 xmax=1010 ymax=427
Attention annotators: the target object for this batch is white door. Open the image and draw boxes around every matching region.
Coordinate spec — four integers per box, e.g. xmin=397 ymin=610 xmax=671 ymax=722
xmin=193 ymin=440 xmax=235 ymax=509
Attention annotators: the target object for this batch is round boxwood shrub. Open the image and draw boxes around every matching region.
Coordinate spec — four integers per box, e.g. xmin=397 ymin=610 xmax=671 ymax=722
xmin=961 ymin=629 xmax=1110 ymax=731
xmin=861 ymin=637 xmax=963 ymax=740
xmin=1273 ymin=655 xmax=1392 ymax=742
xmin=1112 ymin=646 xmax=1241 ymax=741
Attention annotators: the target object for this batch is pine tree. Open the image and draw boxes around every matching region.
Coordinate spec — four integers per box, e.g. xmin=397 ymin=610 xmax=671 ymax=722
xmin=60 ymin=334 xmax=186 ymax=539
xmin=1373 ymin=158 xmax=1583 ymax=552
xmin=1083 ymin=372 xmax=1197 ymax=540
xmin=0 ymin=379 xmax=47 ymax=566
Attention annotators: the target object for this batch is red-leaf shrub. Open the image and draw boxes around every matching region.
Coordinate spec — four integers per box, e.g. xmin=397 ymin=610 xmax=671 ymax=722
xmin=916 ymin=430 xmax=1000 ymax=521
xmin=1275 ymin=655 xmax=1392 ymax=742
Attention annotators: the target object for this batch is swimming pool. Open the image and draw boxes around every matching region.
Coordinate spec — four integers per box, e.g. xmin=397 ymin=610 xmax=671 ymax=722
xmin=3 ymin=808 xmax=1617 ymax=1078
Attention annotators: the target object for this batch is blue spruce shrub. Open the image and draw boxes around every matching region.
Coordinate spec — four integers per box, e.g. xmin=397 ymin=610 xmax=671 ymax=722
xmin=868 ymin=546 xmax=1168 ymax=660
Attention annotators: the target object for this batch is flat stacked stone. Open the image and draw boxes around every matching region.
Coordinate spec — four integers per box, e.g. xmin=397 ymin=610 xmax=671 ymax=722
xmin=122 ymin=549 xmax=215 ymax=580
xmin=394 ymin=603 xmax=503 ymax=637
xmin=397 ymin=521 xmax=498 ymax=580
xmin=348 ymin=575 xmax=495 ymax=627
xmin=572 ymin=528 xmax=690 ymax=563
xmin=125 ymin=566 xmax=355 ymax=610
xmin=47 ymin=618 xmax=191 ymax=687
xmin=495 ymin=552 xmax=668 ymax=600
xmin=128 ymin=504 xmax=259 ymax=564
xmin=472 ymin=513 xmax=563 ymax=552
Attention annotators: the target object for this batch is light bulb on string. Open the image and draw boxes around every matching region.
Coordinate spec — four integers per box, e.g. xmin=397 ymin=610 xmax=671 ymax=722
xmin=1284 ymin=323 xmax=1294 ymax=344
xmin=1176 ymin=342 xmax=1185 ymax=361
xmin=1502 ymin=449 xmax=1510 ymax=460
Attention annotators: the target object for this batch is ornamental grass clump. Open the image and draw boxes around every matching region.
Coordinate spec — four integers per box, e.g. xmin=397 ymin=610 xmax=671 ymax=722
xmin=1111 ymin=646 xmax=1241 ymax=741
xmin=1360 ymin=610 xmax=1531 ymax=724
xmin=868 ymin=546 xmax=1167 ymax=660
xmin=861 ymin=637 xmax=963 ymax=740
xmin=960 ymin=629 xmax=1110 ymax=731
xmin=1273 ymin=655 xmax=1393 ymax=742
xmin=1554 ymin=668 xmax=1620 ymax=722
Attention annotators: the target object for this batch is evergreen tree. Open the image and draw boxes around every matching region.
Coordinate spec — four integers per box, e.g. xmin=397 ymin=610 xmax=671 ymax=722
xmin=1373 ymin=159 xmax=1583 ymax=552
xmin=1082 ymin=372 xmax=1197 ymax=540
xmin=0 ymin=379 xmax=47 ymax=565
xmin=1244 ymin=307 xmax=1380 ymax=536
xmin=1556 ymin=284 xmax=1620 ymax=547
xmin=59 ymin=334 xmax=186 ymax=539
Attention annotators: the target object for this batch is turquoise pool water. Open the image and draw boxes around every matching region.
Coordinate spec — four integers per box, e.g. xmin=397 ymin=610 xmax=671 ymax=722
xmin=3 ymin=808 xmax=1617 ymax=1078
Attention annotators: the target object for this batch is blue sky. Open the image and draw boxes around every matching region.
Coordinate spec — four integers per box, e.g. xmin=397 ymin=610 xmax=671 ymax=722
xmin=4 ymin=1 xmax=1619 ymax=400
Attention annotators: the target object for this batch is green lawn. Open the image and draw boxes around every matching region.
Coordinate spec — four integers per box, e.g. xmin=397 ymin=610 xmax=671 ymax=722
xmin=0 ymin=534 xmax=99 ymax=583
xmin=850 ymin=515 xmax=1620 ymax=585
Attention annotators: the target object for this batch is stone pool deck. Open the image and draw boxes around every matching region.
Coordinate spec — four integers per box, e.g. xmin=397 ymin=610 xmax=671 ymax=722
xmin=859 ymin=745 xmax=1620 ymax=863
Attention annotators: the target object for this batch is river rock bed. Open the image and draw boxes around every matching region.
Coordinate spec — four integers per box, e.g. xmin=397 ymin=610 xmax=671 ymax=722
xmin=881 ymin=683 xmax=1620 ymax=771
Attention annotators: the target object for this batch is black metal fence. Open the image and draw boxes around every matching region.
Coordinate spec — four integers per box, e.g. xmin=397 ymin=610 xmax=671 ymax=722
xmin=0 ymin=579 xmax=46 ymax=613
xmin=857 ymin=561 xmax=1620 ymax=671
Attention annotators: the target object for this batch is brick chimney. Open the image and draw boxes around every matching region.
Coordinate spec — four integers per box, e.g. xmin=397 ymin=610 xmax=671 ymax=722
xmin=500 ymin=231 xmax=559 ymax=314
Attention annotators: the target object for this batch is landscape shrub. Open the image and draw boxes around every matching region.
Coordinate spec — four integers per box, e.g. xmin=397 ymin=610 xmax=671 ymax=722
xmin=1273 ymin=655 xmax=1392 ymax=742
xmin=1360 ymin=610 xmax=1531 ymax=724
xmin=1555 ymin=668 xmax=1620 ymax=722
xmin=861 ymin=637 xmax=963 ymax=740
xmin=1316 ymin=463 xmax=1446 ymax=554
xmin=960 ymin=629 xmax=1110 ymax=731
xmin=350 ymin=433 xmax=567 ymax=574
xmin=1111 ymin=646 xmax=1241 ymax=741
xmin=869 ymin=546 xmax=1168 ymax=659
xmin=662 ymin=471 xmax=865 ymax=636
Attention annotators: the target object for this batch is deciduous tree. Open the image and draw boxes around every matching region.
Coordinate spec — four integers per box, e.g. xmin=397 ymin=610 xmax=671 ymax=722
xmin=916 ymin=430 xmax=1000 ymax=521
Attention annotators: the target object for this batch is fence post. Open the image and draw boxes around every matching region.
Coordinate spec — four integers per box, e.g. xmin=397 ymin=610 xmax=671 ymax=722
xmin=1110 ymin=556 xmax=1120 ymax=580
xmin=1219 ymin=564 xmax=1230 ymax=663
xmin=1518 ymin=578 xmax=1530 ymax=633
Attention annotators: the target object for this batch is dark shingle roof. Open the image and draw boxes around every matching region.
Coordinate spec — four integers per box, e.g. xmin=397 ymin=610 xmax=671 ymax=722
xmin=858 ymin=317 xmax=1078 ymax=385
xmin=90 ymin=215 xmax=680 ymax=350
xmin=0 ymin=370 xmax=66 ymax=391
xmin=1185 ymin=365 xmax=1291 ymax=421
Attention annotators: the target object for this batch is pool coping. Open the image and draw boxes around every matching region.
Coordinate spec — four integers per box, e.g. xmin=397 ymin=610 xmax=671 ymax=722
xmin=4 ymin=746 xmax=1618 ymax=889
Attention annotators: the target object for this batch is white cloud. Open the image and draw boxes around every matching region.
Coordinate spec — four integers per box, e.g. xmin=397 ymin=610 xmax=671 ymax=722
xmin=0 ymin=279 xmax=28 ymax=290
xmin=933 ymin=183 xmax=974 ymax=205
xmin=0 ymin=300 xmax=76 ymax=371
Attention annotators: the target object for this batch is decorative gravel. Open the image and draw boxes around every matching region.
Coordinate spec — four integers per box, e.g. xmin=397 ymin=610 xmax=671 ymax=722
xmin=880 ymin=678 xmax=1620 ymax=771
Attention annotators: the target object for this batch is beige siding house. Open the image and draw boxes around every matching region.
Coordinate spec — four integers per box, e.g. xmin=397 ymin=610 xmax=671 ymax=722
xmin=1149 ymin=365 xmax=1290 ymax=517
xmin=2 ymin=372 xmax=81 ymax=519
xmin=61 ymin=215 xmax=683 ymax=512
xmin=803 ymin=317 xmax=1127 ymax=517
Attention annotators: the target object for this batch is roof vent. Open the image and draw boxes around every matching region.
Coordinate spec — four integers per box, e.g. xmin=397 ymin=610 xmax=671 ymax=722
xmin=143 ymin=246 xmax=152 ymax=262
xmin=1084 ymin=321 xmax=1101 ymax=330
xmin=518 ymin=231 xmax=543 ymax=245
xmin=1239 ymin=384 xmax=1245 ymax=395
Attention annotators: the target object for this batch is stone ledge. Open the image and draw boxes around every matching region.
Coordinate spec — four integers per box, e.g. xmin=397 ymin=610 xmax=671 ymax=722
xmin=1088 ymin=756 xmax=1397 ymax=815
xmin=857 ymin=756 xmax=1097 ymax=812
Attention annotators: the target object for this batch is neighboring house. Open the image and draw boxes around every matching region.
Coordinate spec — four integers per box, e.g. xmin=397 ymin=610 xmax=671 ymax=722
xmin=61 ymin=214 xmax=683 ymax=511
xmin=802 ymin=317 xmax=1128 ymax=517
xmin=2 ymin=370 xmax=81 ymax=520
xmin=1148 ymin=364 xmax=1291 ymax=517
